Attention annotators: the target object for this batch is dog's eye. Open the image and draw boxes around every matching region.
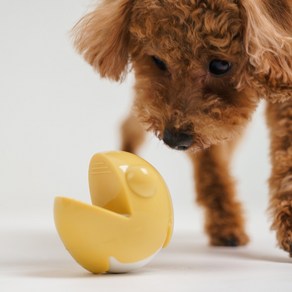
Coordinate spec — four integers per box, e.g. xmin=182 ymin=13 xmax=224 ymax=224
xmin=151 ymin=56 xmax=167 ymax=71
xmin=209 ymin=60 xmax=232 ymax=76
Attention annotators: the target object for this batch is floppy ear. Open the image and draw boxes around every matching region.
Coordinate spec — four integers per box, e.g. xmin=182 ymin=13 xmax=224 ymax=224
xmin=241 ymin=0 xmax=292 ymax=102
xmin=73 ymin=0 xmax=132 ymax=82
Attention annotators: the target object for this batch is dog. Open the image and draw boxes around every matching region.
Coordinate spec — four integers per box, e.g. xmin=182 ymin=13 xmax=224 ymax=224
xmin=73 ymin=0 xmax=292 ymax=255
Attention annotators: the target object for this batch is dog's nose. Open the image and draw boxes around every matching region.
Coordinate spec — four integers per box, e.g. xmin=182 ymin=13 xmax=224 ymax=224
xmin=162 ymin=129 xmax=194 ymax=151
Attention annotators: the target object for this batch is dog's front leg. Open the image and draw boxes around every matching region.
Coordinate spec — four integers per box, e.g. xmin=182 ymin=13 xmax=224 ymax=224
xmin=120 ymin=113 xmax=146 ymax=154
xmin=267 ymin=101 xmax=292 ymax=256
xmin=190 ymin=143 xmax=249 ymax=247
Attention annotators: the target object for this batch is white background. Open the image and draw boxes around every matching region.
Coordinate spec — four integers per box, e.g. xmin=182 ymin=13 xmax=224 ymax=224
xmin=1 ymin=0 xmax=291 ymax=291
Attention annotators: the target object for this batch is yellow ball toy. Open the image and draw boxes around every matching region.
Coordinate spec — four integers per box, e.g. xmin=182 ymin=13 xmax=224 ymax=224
xmin=54 ymin=151 xmax=173 ymax=274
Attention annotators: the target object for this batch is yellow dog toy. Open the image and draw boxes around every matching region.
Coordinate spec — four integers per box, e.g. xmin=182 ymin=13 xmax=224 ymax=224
xmin=54 ymin=151 xmax=173 ymax=274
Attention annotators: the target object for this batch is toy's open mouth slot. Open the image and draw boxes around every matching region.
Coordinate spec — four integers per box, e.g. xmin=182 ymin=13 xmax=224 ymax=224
xmin=96 ymin=187 xmax=131 ymax=217
xmin=88 ymin=156 xmax=131 ymax=216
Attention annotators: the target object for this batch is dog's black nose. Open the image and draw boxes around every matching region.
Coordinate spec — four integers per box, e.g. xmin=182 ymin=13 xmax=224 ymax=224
xmin=162 ymin=129 xmax=193 ymax=151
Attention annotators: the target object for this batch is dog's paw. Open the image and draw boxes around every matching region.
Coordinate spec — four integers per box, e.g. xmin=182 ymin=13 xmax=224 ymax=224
xmin=281 ymin=234 xmax=292 ymax=257
xmin=209 ymin=230 xmax=249 ymax=247
xmin=271 ymin=199 xmax=292 ymax=256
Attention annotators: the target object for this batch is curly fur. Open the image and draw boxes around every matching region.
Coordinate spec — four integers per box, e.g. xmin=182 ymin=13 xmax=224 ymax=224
xmin=239 ymin=0 xmax=292 ymax=102
xmin=73 ymin=0 xmax=292 ymax=254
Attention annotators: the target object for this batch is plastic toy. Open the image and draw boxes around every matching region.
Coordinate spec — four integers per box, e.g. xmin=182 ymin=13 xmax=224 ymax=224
xmin=54 ymin=151 xmax=173 ymax=274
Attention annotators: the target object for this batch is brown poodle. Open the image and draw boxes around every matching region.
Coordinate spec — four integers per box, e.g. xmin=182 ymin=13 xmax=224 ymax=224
xmin=73 ymin=0 xmax=292 ymax=255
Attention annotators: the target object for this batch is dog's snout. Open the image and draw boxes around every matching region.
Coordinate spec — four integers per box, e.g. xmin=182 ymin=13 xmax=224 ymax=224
xmin=163 ymin=129 xmax=193 ymax=151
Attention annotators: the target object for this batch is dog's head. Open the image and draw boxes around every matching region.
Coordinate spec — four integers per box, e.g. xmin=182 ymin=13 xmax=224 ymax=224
xmin=74 ymin=0 xmax=292 ymax=151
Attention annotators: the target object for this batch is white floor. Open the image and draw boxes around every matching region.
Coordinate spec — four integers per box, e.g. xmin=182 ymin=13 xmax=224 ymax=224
xmin=1 ymin=212 xmax=292 ymax=292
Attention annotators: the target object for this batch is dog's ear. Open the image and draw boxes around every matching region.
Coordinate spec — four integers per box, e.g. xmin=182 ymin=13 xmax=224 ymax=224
xmin=73 ymin=0 xmax=132 ymax=82
xmin=240 ymin=0 xmax=292 ymax=102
